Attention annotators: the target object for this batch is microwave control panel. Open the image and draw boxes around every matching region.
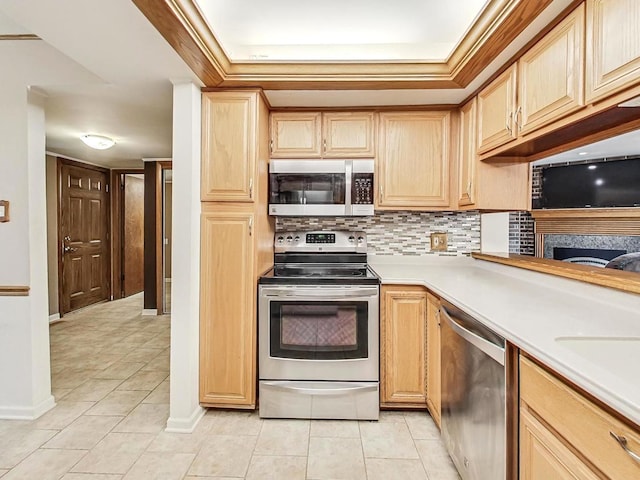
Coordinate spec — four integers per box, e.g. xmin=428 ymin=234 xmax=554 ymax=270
xmin=352 ymin=174 xmax=373 ymax=204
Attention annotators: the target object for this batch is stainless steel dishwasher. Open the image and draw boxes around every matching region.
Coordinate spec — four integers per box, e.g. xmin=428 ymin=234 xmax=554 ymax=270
xmin=440 ymin=301 xmax=508 ymax=480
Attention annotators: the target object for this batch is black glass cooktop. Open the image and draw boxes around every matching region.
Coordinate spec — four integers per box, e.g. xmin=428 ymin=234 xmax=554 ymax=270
xmin=259 ymin=264 xmax=380 ymax=285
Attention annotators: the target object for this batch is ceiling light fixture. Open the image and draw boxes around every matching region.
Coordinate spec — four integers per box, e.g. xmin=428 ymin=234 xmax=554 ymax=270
xmin=578 ymin=151 xmax=588 ymax=156
xmin=80 ymin=134 xmax=115 ymax=150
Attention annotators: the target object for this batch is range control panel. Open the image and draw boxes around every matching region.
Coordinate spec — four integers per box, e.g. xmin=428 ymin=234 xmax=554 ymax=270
xmin=275 ymin=231 xmax=367 ymax=253
xmin=306 ymin=233 xmax=335 ymax=243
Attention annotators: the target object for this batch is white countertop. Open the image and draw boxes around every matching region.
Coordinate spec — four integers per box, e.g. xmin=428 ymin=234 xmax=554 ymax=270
xmin=368 ymin=254 xmax=640 ymax=426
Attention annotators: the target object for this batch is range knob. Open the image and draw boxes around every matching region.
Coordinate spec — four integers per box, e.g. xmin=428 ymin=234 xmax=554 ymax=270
xmin=294 ymin=235 xmax=300 ymax=242
xmin=286 ymin=235 xmax=293 ymax=242
xmin=357 ymin=236 xmax=364 ymax=243
xmin=276 ymin=236 xmax=284 ymax=243
xmin=348 ymin=236 xmax=355 ymax=243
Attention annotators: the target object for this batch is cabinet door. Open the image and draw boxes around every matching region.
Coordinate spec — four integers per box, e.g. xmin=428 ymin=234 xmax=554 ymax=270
xmin=381 ymin=286 xmax=427 ymax=407
xmin=458 ymin=99 xmax=477 ymax=207
xmin=201 ymin=92 xmax=256 ymax=202
xmin=520 ymin=408 xmax=602 ymax=480
xmin=200 ymin=208 xmax=256 ymax=407
xmin=322 ymin=112 xmax=376 ymax=157
xmin=378 ymin=111 xmax=451 ymax=209
xmin=426 ymin=293 xmax=441 ymax=427
xmin=586 ymin=0 xmax=640 ymax=103
xmin=270 ymin=112 xmax=322 ymax=158
xmin=477 ymin=65 xmax=517 ymax=153
xmin=518 ymin=4 xmax=585 ymax=135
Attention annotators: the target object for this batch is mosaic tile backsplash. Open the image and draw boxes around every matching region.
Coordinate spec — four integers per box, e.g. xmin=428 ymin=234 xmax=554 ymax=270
xmin=509 ymin=211 xmax=535 ymax=255
xmin=276 ymin=211 xmax=481 ymax=256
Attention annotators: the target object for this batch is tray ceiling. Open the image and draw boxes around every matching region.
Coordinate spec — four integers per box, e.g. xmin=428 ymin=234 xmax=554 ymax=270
xmin=195 ymin=0 xmax=488 ymax=62
xmin=133 ymin=0 xmax=560 ymax=90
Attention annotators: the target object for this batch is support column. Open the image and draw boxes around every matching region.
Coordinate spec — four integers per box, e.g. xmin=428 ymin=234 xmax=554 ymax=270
xmin=166 ymin=81 xmax=204 ymax=432
xmin=0 ymin=87 xmax=55 ymax=419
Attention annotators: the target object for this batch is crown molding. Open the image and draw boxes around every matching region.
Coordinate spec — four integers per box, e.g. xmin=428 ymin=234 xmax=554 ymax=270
xmin=133 ymin=0 xmax=554 ymax=90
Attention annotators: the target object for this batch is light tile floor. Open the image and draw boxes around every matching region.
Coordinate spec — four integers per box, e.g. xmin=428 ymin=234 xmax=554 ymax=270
xmin=0 ymin=294 xmax=461 ymax=479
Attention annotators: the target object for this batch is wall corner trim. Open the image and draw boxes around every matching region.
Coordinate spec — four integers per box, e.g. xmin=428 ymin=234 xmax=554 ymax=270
xmin=165 ymin=406 xmax=206 ymax=433
xmin=0 ymin=395 xmax=55 ymax=420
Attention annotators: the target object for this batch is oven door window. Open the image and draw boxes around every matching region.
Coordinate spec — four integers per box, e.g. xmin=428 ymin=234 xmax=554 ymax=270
xmin=269 ymin=301 xmax=368 ymax=360
xmin=269 ymin=174 xmax=346 ymax=205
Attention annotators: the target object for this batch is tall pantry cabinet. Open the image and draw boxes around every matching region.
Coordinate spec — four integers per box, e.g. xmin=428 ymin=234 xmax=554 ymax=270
xmin=199 ymin=90 xmax=274 ymax=408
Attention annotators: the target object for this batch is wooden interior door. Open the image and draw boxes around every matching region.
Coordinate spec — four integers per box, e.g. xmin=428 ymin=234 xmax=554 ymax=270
xmin=123 ymin=174 xmax=144 ymax=297
xmin=59 ymin=160 xmax=110 ymax=314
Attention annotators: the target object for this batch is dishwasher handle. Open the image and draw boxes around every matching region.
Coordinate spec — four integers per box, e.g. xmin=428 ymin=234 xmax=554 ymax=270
xmin=440 ymin=306 xmax=505 ymax=366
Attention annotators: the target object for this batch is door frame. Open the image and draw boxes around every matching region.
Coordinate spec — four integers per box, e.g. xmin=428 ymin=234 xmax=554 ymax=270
xmin=56 ymin=157 xmax=111 ymax=316
xmin=157 ymin=161 xmax=172 ymax=314
xmin=110 ymin=169 xmax=144 ymax=301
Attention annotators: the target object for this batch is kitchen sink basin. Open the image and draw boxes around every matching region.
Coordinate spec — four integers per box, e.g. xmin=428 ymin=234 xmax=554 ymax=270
xmin=555 ymin=336 xmax=640 ymax=378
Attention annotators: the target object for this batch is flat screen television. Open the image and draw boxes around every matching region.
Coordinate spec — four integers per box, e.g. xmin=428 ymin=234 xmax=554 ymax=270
xmin=536 ymin=157 xmax=640 ymax=209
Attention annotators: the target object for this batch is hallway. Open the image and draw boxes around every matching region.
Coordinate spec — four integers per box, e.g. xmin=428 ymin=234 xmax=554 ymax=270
xmin=0 ymin=295 xmax=459 ymax=479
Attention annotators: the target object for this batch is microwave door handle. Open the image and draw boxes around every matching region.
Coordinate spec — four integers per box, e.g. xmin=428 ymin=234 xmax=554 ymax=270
xmin=345 ymin=160 xmax=352 ymax=215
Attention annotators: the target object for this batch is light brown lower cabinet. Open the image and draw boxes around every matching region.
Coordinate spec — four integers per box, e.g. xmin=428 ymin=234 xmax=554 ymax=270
xmin=199 ymin=205 xmax=263 ymax=408
xmin=520 ymin=408 xmax=601 ymax=480
xmin=380 ymin=285 xmax=428 ymax=408
xmin=520 ymin=355 xmax=640 ymax=480
xmin=426 ymin=292 xmax=441 ymax=427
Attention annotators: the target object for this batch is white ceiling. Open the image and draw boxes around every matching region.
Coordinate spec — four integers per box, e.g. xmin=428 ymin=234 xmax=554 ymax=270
xmin=1 ymin=0 xmax=640 ymax=169
xmin=196 ymin=0 xmax=488 ymax=61
xmin=0 ymin=0 xmax=200 ymax=168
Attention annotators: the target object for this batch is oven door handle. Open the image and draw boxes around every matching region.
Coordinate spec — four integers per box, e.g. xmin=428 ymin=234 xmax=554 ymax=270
xmin=261 ymin=288 xmax=378 ymax=298
xmin=262 ymin=381 xmax=378 ymax=396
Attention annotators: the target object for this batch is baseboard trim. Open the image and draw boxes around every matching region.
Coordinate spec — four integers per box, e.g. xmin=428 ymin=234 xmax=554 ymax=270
xmin=49 ymin=313 xmax=60 ymax=323
xmin=142 ymin=309 xmax=158 ymax=316
xmin=0 ymin=395 xmax=56 ymax=420
xmin=165 ymin=406 xmax=206 ymax=433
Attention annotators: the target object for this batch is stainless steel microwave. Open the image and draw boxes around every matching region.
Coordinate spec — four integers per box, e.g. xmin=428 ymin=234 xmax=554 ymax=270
xmin=268 ymin=159 xmax=374 ymax=216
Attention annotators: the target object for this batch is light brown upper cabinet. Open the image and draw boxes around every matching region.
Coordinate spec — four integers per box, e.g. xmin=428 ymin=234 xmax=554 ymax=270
xmin=322 ymin=112 xmax=376 ymax=157
xmin=458 ymin=99 xmax=477 ymax=207
xmin=202 ymin=91 xmax=259 ymax=202
xmin=270 ymin=111 xmax=376 ymax=158
xmin=586 ymin=0 xmax=640 ymax=103
xmin=377 ymin=111 xmax=451 ymax=210
xmin=270 ymin=112 xmax=322 ymax=157
xmin=478 ymin=5 xmax=585 ymax=153
xmin=477 ymin=65 xmax=518 ymax=154
xmin=517 ymin=3 xmax=584 ymax=135
xmin=459 ymin=98 xmax=531 ymax=210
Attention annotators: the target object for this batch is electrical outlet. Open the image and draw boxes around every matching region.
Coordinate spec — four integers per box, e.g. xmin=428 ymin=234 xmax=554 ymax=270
xmin=430 ymin=232 xmax=447 ymax=252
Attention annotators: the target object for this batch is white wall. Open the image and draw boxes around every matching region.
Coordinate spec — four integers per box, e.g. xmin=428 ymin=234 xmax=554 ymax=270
xmin=480 ymin=212 xmax=511 ymax=253
xmin=0 ymin=87 xmax=54 ymax=419
xmin=166 ymin=81 xmax=203 ymax=432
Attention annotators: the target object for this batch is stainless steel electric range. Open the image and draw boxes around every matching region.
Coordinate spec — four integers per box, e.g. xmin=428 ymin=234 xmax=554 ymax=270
xmin=258 ymin=231 xmax=380 ymax=420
